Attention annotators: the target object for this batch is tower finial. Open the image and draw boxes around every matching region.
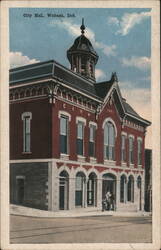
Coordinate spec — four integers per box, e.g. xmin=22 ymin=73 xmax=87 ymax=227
xmin=80 ymin=18 xmax=85 ymax=35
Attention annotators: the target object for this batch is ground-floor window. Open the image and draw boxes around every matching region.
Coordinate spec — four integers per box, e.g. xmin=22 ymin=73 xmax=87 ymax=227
xmin=137 ymin=176 xmax=142 ymax=210
xmin=127 ymin=175 xmax=134 ymax=202
xmin=120 ymin=175 xmax=127 ymax=203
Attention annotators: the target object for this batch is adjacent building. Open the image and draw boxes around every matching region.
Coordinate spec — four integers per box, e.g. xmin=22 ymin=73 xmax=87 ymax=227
xmin=144 ymin=149 xmax=152 ymax=212
xmin=10 ymin=21 xmax=151 ymax=212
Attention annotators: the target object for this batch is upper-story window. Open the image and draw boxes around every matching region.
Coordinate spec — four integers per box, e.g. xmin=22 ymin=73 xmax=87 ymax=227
xmin=129 ymin=136 xmax=134 ymax=164
xmin=22 ymin=112 xmax=32 ymax=153
xmin=77 ymin=121 xmax=84 ymax=156
xmin=89 ymin=123 xmax=96 ymax=157
xmin=121 ymin=134 xmax=126 ymax=162
xmin=104 ymin=121 xmax=115 ymax=161
xmin=59 ymin=111 xmax=71 ymax=155
xmin=137 ymin=139 xmax=142 ymax=165
xmin=60 ymin=116 xmax=69 ymax=154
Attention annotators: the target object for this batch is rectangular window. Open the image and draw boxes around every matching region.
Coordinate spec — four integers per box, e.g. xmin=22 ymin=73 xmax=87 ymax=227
xmin=89 ymin=125 xmax=96 ymax=157
xmin=138 ymin=140 xmax=142 ymax=165
xmin=23 ymin=116 xmax=31 ymax=152
xmin=121 ymin=135 xmax=126 ymax=162
xmin=77 ymin=121 xmax=84 ymax=155
xmin=60 ymin=116 xmax=68 ymax=154
xmin=129 ymin=137 xmax=134 ymax=164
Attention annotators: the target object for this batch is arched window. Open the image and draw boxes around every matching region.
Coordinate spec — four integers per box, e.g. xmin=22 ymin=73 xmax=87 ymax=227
xmin=75 ymin=172 xmax=86 ymax=207
xmin=59 ymin=170 xmax=69 ymax=210
xmin=127 ymin=175 xmax=134 ymax=202
xmin=104 ymin=121 xmax=115 ymax=160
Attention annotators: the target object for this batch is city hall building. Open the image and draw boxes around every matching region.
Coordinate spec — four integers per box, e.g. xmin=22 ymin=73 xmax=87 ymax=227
xmin=10 ymin=21 xmax=150 ymax=212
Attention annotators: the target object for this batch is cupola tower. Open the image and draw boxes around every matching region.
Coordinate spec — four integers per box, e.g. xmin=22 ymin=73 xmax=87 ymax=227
xmin=67 ymin=19 xmax=98 ymax=82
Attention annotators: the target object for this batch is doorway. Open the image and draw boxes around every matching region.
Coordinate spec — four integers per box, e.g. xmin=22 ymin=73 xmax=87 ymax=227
xmin=16 ymin=177 xmax=25 ymax=205
xmin=102 ymin=173 xmax=116 ymax=200
xmin=137 ymin=176 xmax=142 ymax=210
xmin=87 ymin=172 xmax=97 ymax=206
xmin=59 ymin=171 xmax=69 ymax=210
xmin=75 ymin=172 xmax=86 ymax=207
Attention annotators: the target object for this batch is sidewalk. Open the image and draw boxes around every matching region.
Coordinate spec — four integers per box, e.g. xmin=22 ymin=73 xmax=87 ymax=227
xmin=10 ymin=204 xmax=152 ymax=218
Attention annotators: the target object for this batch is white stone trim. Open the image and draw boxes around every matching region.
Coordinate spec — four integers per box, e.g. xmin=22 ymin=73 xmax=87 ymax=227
xmin=60 ymin=154 xmax=69 ymax=161
xmin=57 ymin=165 xmax=71 ymax=176
xmin=128 ymin=134 xmax=135 ymax=139
xmin=16 ymin=175 xmax=25 ymax=179
xmin=104 ymin=159 xmax=116 ymax=166
xmin=58 ymin=111 xmax=71 ymax=121
xmin=137 ymin=137 xmax=143 ymax=142
xmin=77 ymin=155 xmax=86 ymax=163
xmin=76 ymin=116 xmax=86 ymax=125
xmin=21 ymin=112 xmax=32 ymax=120
xmin=102 ymin=117 xmax=117 ymax=137
xmin=89 ymin=157 xmax=97 ymax=164
xmin=89 ymin=121 xmax=97 ymax=128
xmin=121 ymin=131 xmax=127 ymax=137
xmin=74 ymin=167 xmax=88 ymax=179
xmin=121 ymin=162 xmax=127 ymax=167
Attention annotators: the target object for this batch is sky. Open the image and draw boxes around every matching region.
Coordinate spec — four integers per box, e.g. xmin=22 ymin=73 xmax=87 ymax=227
xmin=9 ymin=8 xmax=151 ymax=148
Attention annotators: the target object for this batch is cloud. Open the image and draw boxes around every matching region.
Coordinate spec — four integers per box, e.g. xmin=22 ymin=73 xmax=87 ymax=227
xmin=108 ymin=11 xmax=151 ymax=36
xmin=121 ymin=56 xmax=151 ymax=71
xmin=95 ymin=69 xmax=106 ymax=81
xmin=50 ymin=20 xmax=117 ymax=57
xmin=10 ymin=52 xmax=40 ymax=68
xmin=120 ymin=81 xmax=151 ymax=148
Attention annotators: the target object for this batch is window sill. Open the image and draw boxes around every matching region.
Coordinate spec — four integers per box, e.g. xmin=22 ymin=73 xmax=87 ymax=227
xmin=121 ymin=161 xmax=127 ymax=167
xmin=89 ymin=157 xmax=97 ymax=164
xmin=138 ymin=164 xmax=142 ymax=168
xmin=22 ymin=151 xmax=32 ymax=154
xmin=129 ymin=163 xmax=134 ymax=168
xmin=104 ymin=159 xmax=116 ymax=166
xmin=77 ymin=155 xmax=86 ymax=162
xmin=60 ymin=154 xmax=69 ymax=160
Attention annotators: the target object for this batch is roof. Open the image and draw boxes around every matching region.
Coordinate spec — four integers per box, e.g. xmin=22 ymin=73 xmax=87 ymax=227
xmin=9 ymin=60 xmax=150 ymax=126
xmin=67 ymin=34 xmax=98 ymax=60
xmin=94 ymin=81 xmax=114 ymax=98
xmin=9 ymin=60 xmax=102 ymax=100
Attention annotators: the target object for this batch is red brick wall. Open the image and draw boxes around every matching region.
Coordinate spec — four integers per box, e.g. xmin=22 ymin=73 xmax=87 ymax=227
xmin=10 ymin=98 xmax=52 ymax=160
xmin=10 ymin=95 xmax=145 ymax=168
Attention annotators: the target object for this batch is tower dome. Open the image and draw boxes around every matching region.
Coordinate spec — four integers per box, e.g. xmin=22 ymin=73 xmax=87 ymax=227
xmin=67 ymin=19 xmax=98 ymax=82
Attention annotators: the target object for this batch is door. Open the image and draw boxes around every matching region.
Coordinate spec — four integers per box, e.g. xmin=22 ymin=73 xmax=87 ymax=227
xmin=59 ymin=179 xmax=65 ymax=210
xmin=59 ymin=174 xmax=69 ymax=210
xmin=16 ymin=178 xmax=25 ymax=204
xmin=102 ymin=174 xmax=116 ymax=200
xmin=87 ymin=173 xmax=97 ymax=206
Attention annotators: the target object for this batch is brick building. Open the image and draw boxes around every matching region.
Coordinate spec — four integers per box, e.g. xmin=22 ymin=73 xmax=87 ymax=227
xmin=144 ymin=149 xmax=152 ymax=212
xmin=10 ymin=21 xmax=150 ymax=212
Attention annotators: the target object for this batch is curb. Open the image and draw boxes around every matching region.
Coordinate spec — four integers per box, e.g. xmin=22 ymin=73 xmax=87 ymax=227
xmin=10 ymin=205 xmax=152 ymax=218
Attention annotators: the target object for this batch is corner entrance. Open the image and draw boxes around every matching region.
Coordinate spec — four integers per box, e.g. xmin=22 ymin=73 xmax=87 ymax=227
xmin=102 ymin=173 xmax=116 ymax=205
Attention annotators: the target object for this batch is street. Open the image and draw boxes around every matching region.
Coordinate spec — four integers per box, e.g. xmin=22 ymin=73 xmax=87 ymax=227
xmin=10 ymin=215 xmax=152 ymax=244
